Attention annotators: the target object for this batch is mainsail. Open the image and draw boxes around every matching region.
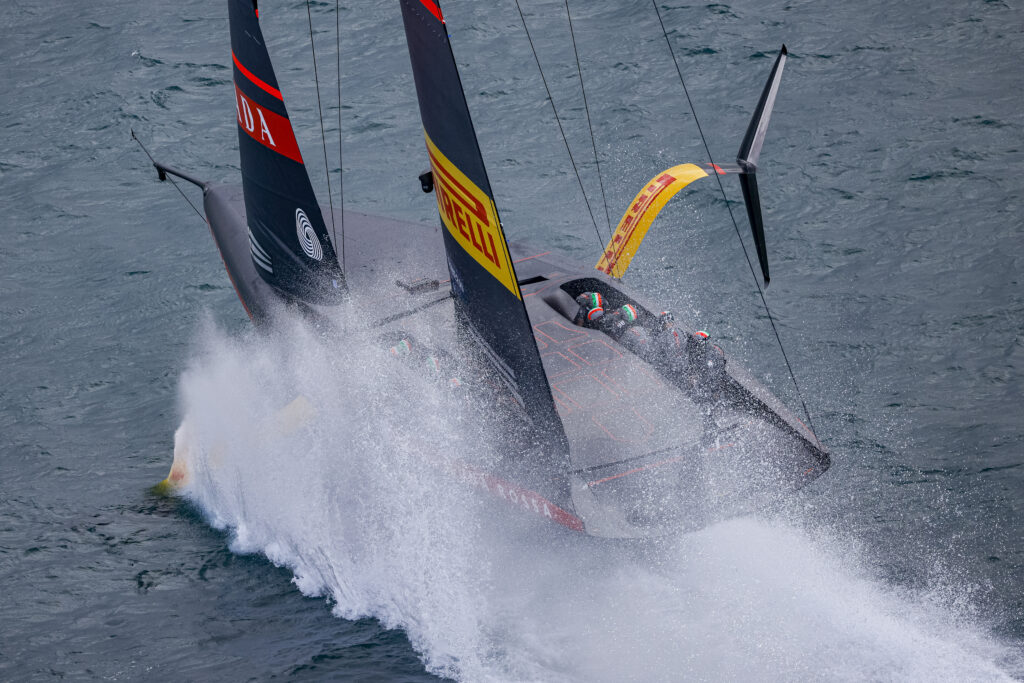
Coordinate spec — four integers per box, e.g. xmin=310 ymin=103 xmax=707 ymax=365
xmin=228 ymin=0 xmax=346 ymax=303
xmin=399 ymin=0 xmax=568 ymax=454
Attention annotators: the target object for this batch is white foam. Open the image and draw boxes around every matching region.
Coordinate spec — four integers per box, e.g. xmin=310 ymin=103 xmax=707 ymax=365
xmin=174 ymin=313 xmax=1020 ymax=681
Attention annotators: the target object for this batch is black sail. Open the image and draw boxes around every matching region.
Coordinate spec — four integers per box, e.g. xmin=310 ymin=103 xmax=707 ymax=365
xmin=399 ymin=0 xmax=568 ymax=455
xmin=228 ymin=0 xmax=345 ymax=302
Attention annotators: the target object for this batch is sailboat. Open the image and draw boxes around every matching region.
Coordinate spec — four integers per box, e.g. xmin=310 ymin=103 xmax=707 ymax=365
xmin=147 ymin=0 xmax=829 ymax=538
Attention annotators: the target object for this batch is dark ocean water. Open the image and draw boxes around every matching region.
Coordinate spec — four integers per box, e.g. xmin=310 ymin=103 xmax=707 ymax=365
xmin=2 ymin=0 xmax=1022 ymax=679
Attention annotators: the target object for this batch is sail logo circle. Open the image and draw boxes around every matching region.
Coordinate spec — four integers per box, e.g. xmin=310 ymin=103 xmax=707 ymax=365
xmin=294 ymin=208 xmax=323 ymax=261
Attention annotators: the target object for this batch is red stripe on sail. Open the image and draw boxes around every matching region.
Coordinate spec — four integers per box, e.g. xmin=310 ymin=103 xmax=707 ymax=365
xmin=418 ymin=0 xmax=444 ymax=23
xmin=232 ymin=51 xmax=284 ymax=101
xmin=235 ymin=85 xmax=303 ymax=164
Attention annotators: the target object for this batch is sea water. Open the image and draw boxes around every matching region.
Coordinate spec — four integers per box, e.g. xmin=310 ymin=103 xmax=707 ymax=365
xmin=1 ymin=0 xmax=1022 ymax=679
xmin=171 ymin=314 xmax=1017 ymax=680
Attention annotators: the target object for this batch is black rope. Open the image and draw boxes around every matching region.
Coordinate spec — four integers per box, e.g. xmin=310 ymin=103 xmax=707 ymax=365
xmin=565 ymin=0 xmax=612 ymax=235
xmin=650 ymin=2 xmax=820 ymax=443
xmin=372 ymin=293 xmax=454 ymax=328
xmin=335 ymin=0 xmax=346 ymax=273
xmin=306 ymin=0 xmax=338 ymax=253
xmin=512 ymin=0 xmax=605 ymax=250
xmin=130 ymin=129 xmax=207 ymax=226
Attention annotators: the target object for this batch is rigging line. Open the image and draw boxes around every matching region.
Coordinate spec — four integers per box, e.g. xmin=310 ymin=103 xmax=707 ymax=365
xmin=650 ymin=1 xmax=820 ymax=443
xmin=335 ymin=0 xmax=346 ymax=274
xmin=306 ymin=0 xmax=338 ymax=255
xmin=564 ymin=0 xmax=612 ymax=235
xmin=130 ymin=130 xmax=207 ymax=226
xmin=512 ymin=0 xmax=605 ymax=250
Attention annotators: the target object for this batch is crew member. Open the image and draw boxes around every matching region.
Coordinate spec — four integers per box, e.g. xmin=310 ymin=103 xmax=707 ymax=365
xmin=685 ymin=330 xmax=727 ymax=400
xmin=573 ymin=291 xmax=605 ymax=326
xmin=600 ymin=303 xmax=652 ymax=356
xmin=652 ymin=311 xmax=682 ymax=351
xmin=650 ymin=310 xmax=685 ymax=368
xmin=386 ymin=337 xmax=463 ymax=391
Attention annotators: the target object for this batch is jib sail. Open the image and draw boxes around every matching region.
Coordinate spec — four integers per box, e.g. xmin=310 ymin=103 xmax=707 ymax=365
xmin=228 ymin=0 xmax=345 ymax=303
xmin=399 ymin=0 xmax=568 ymax=453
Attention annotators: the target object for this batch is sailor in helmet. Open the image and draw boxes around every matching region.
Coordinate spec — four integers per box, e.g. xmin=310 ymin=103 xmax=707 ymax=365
xmin=573 ymin=291 xmax=605 ymax=327
xmin=650 ymin=310 xmax=686 ymax=368
xmin=602 ymin=303 xmax=634 ymax=335
xmin=655 ymin=311 xmax=682 ymax=348
xmin=386 ymin=336 xmax=464 ymax=391
xmin=605 ymin=303 xmax=649 ymax=348
xmin=685 ymin=329 xmax=727 ymax=400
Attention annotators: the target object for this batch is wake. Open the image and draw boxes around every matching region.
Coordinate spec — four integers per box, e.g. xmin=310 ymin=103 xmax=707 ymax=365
xmin=171 ymin=313 xmax=1020 ymax=681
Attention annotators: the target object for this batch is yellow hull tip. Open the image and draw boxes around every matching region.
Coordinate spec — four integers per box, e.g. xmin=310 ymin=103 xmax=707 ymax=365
xmin=152 ymin=460 xmax=189 ymax=496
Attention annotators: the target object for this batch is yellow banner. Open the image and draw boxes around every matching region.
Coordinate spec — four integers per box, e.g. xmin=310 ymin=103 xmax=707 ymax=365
xmin=595 ymin=163 xmax=708 ymax=278
xmin=424 ymin=132 xmax=520 ymax=299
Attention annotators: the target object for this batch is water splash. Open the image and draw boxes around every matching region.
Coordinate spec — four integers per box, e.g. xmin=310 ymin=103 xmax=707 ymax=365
xmin=172 ymin=313 xmax=1019 ymax=681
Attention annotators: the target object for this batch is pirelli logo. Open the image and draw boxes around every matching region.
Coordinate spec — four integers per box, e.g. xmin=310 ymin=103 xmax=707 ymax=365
xmin=596 ymin=163 xmax=708 ymax=278
xmin=603 ymin=172 xmax=677 ymax=266
xmin=424 ymin=132 xmax=520 ymax=299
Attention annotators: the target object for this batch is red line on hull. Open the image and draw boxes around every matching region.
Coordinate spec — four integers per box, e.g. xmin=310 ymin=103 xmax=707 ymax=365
xmin=441 ymin=457 xmax=584 ymax=532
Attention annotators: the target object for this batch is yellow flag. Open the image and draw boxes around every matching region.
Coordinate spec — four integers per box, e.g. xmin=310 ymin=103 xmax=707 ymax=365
xmin=595 ymin=163 xmax=708 ymax=278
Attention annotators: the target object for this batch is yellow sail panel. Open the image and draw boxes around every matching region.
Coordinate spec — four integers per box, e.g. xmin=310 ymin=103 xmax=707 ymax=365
xmin=595 ymin=163 xmax=708 ymax=278
xmin=425 ymin=132 xmax=521 ymax=299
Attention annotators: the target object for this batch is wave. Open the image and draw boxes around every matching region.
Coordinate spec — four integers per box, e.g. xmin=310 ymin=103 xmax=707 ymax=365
xmin=171 ymin=313 xmax=1019 ymax=681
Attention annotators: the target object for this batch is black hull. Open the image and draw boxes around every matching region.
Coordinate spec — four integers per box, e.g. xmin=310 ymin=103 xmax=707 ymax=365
xmin=201 ymin=183 xmax=829 ymax=538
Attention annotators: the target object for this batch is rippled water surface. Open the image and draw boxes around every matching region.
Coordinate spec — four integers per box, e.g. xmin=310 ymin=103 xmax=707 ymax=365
xmin=2 ymin=0 xmax=1022 ymax=679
